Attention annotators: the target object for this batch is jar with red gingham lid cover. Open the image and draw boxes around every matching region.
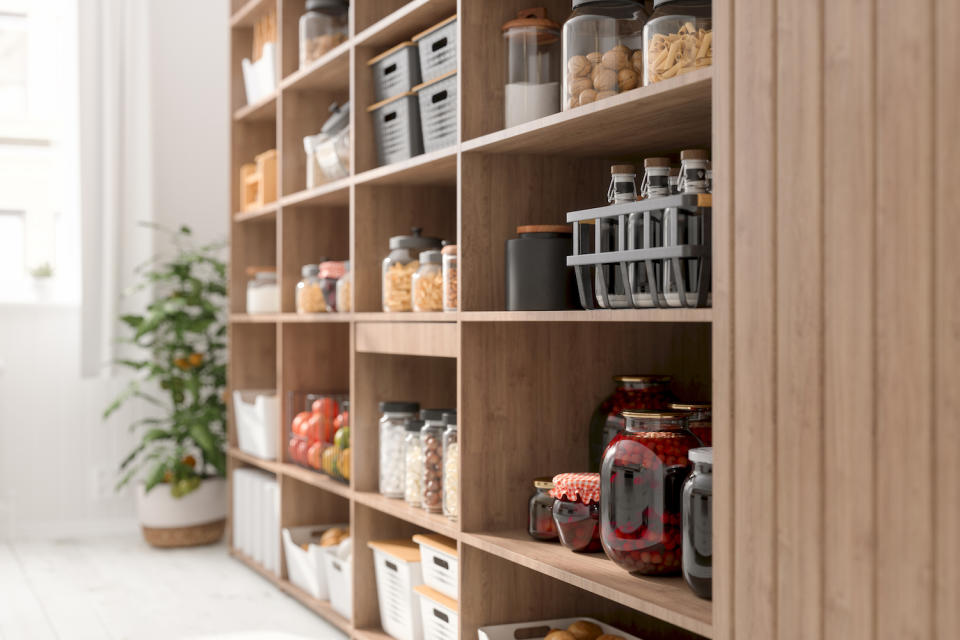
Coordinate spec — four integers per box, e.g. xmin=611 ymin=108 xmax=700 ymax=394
xmin=550 ymin=472 xmax=602 ymax=553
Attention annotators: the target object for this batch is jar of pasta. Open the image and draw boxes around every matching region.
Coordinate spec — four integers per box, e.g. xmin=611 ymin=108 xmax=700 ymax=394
xmin=442 ymin=244 xmax=457 ymax=311
xmin=295 ymin=264 xmax=326 ymax=313
xmin=642 ymin=0 xmax=712 ymax=86
xmin=412 ymin=249 xmax=443 ymax=312
xmin=382 ymin=228 xmax=442 ymax=312
xmin=336 ymin=260 xmax=352 ymax=312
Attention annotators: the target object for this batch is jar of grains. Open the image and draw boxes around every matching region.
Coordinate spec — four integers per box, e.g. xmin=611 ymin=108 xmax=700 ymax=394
xmin=442 ymin=244 xmax=457 ymax=311
xmin=295 ymin=264 xmax=326 ymax=313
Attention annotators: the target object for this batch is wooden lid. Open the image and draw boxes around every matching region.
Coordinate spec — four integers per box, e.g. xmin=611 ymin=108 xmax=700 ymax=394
xmin=610 ymin=164 xmax=636 ymax=174
xmin=412 ymin=14 xmax=457 ymax=42
xmin=680 ymin=149 xmax=709 ymax=161
xmin=245 ymin=265 xmax=276 ymax=276
xmin=412 ymin=69 xmax=457 ymax=93
xmin=517 ymin=224 xmax=572 ymax=234
xmin=414 ymin=584 xmax=459 ymax=612
xmin=366 ymin=90 xmax=416 ymax=112
xmin=367 ymin=539 xmax=421 ymax=563
xmin=643 ymin=157 xmax=671 ymax=168
xmin=367 ymin=41 xmax=416 ymax=66
xmin=412 ymin=533 xmax=458 ymax=557
xmin=502 ymin=7 xmax=560 ymax=32
xmin=441 ymin=244 xmax=457 ymax=255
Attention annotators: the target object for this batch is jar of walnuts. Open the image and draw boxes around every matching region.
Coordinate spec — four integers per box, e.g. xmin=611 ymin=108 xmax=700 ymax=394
xmin=382 ymin=227 xmax=442 ymax=312
xmin=561 ymin=0 xmax=648 ymax=110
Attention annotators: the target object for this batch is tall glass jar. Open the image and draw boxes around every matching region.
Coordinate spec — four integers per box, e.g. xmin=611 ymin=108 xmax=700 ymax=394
xmin=642 ymin=0 xmax=712 ymax=86
xmin=420 ymin=409 xmax=454 ymax=513
xmin=336 ymin=261 xmax=352 ymax=312
xmin=382 ymin=227 xmax=442 ymax=312
xmin=528 ymin=477 xmax=559 ymax=541
xmin=299 ymin=0 xmax=348 ymax=69
xmin=600 ymin=410 xmax=700 ymax=576
xmin=442 ymin=244 xmax=457 ymax=311
xmin=441 ymin=412 xmax=458 ymax=520
xmin=378 ymin=401 xmax=419 ymax=498
xmin=403 ymin=418 xmax=425 ymax=507
xmin=682 ymin=447 xmax=712 ymax=599
xmin=671 ymin=402 xmax=711 ymax=445
xmin=550 ymin=472 xmax=603 ymax=552
xmin=502 ymin=8 xmax=562 ymax=128
xmin=412 ymin=249 xmax=443 ymax=312
xmin=588 ymin=375 xmax=674 ymax=470
xmin=296 ymin=264 xmax=326 ymax=313
xmin=318 ymin=260 xmax=346 ymax=312
xmin=561 ymin=1 xmax=647 ymax=110
xmin=247 ymin=267 xmax=279 ymax=314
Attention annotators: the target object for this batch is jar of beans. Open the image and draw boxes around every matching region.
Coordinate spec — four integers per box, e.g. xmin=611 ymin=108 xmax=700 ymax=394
xmin=550 ymin=472 xmax=602 ymax=553
xmin=528 ymin=477 xmax=559 ymax=541
xmin=441 ymin=412 xmax=458 ymax=520
xmin=588 ymin=375 xmax=675 ymax=471
xmin=600 ymin=409 xmax=699 ymax=576
xmin=682 ymin=446 xmax=712 ymax=599
xmin=671 ymin=402 xmax=712 ymax=446
xmin=420 ymin=408 xmax=454 ymax=513
xmin=379 ymin=401 xmax=420 ymax=498
xmin=403 ymin=418 xmax=425 ymax=506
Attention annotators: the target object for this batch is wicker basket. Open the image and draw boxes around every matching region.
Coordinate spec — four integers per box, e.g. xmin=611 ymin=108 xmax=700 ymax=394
xmin=142 ymin=519 xmax=226 ymax=548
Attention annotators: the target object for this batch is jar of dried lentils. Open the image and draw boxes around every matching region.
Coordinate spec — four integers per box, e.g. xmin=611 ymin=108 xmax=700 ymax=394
xmin=588 ymin=375 xmax=674 ymax=471
xmin=383 ymin=228 xmax=441 ymax=312
xmin=550 ymin=472 xmax=603 ymax=552
xmin=528 ymin=477 xmax=559 ymax=541
xmin=599 ymin=409 xmax=699 ymax=576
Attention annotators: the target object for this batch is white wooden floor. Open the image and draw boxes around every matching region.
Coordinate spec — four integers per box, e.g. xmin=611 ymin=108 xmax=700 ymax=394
xmin=0 ymin=535 xmax=348 ymax=640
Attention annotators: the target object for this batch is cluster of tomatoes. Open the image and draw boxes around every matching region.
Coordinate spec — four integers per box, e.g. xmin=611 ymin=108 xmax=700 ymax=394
xmin=288 ymin=396 xmax=350 ymax=481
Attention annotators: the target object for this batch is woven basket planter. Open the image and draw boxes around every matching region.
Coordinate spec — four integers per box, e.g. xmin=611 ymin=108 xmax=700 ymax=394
xmin=136 ymin=477 xmax=227 ymax=548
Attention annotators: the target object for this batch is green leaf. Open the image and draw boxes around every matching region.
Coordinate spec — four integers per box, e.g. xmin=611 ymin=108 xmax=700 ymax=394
xmin=144 ymin=460 xmax=167 ymax=493
xmin=143 ymin=428 xmax=172 ymax=443
xmin=120 ymin=314 xmax=144 ymax=329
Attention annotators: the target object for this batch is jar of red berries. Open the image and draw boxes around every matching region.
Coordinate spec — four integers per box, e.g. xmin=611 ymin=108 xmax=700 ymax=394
xmin=550 ymin=472 xmax=603 ymax=553
xmin=588 ymin=375 xmax=675 ymax=471
xmin=671 ymin=402 xmax=712 ymax=446
xmin=599 ymin=410 xmax=700 ymax=576
xmin=528 ymin=477 xmax=559 ymax=542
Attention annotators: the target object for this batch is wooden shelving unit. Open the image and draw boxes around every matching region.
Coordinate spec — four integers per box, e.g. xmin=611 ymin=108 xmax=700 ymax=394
xmin=228 ymin=1 xmax=715 ymax=639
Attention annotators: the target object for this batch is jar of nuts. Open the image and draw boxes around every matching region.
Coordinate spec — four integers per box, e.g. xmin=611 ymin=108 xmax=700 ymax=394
xmin=561 ymin=0 xmax=648 ymax=111
xmin=642 ymin=0 xmax=712 ymax=86
xmin=383 ymin=228 xmax=442 ymax=312
xmin=298 ymin=0 xmax=348 ymax=69
xmin=420 ymin=408 xmax=454 ymax=514
xmin=412 ymin=249 xmax=443 ymax=312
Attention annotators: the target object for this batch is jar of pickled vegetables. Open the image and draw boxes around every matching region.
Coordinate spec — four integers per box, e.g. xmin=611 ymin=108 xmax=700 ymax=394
xmin=588 ymin=375 xmax=674 ymax=470
xmin=550 ymin=472 xmax=602 ymax=552
xmin=642 ymin=0 xmax=712 ymax=86
xmin=671 ymin=402 xmax=711 ymax=445
xmin=528 ymin=477 xmax=559 ymax=541
xmin=599 ymin=409 xmax=699 ymax=575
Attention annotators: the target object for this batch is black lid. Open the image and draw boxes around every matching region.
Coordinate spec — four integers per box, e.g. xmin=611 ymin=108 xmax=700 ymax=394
xmin=389 ymin=227 xmax=442 ymax=250
xmin=420 ymin=408 xmax=455 ymax=422
xmin=653 ymin=0 xmax=690 ymax=7
xmin=572 ymin=0 xmax=642 ymax=9
xmin=442 ymin=411 xmax=457 ymax=426
xmin=380 ymin=401 xmax=420 ymax=413
xmin=320 ymin=101 xmax=350 ymax=135
xmin=405 ymin=418 xmax=425 ymax=432
xmin=306 ymin=0 xmax=348 ymax=13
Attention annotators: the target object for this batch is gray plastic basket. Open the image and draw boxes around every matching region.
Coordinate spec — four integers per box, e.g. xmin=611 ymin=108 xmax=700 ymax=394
xmin=414 ymin=16 xmax=457 ymax=83
xmin=369 ymin=42 xmax=422 ymax=103
xmin=369 ymin=92 xmax=423 ymax=167
xmin=415 ymin=71 xmax=457 ymax=153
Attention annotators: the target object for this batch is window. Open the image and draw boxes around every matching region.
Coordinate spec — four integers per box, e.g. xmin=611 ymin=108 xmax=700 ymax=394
xmin=0 ymin=11 xmax=27 ymax=117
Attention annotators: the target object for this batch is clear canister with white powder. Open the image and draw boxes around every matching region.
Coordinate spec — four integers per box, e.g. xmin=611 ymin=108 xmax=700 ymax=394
xmin=502 ymin=8 xmax=562 ymax=128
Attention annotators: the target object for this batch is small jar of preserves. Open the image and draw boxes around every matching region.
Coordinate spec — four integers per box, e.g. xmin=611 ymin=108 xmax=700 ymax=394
xmin=588 ymin=375 xmax=675 ymax=470
xmin=379 ymin=401 xmax=420 ymax=498
xmin=412 ymin=249 xmax=443 ymax=312
xmin=528 ymin=477 xmax=559 ymax=541
xmin=550 ymin=472 xmax=602 ymax=552
xmin=671 ymin=402 xmax=712 ymax=446
xmin=421 ymin=409 xmax=455 ymax=513
xmin=441 ymin=412 xmax=458 ymax=520
xmin=682 ymin=447 xmax=712 ymax=599
xmin=403 ymin=418 xmax=425 ymax=507
xmin=600 ymin=410 xmax=700 ymax=576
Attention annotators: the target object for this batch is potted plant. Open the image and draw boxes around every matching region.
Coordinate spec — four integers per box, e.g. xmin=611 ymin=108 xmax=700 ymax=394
xmin=29 ymin=262 xmax=54 ymax=299
xmin=105 ymin=225 xmax=228 ymax=548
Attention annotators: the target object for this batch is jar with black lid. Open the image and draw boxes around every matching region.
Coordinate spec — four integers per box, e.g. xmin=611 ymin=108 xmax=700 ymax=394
xmin=505 ymin=225 xmax=578 ymax=310
xmin=642 ymin=0 xmax=712 ymax=86
xmin=299 ymin=0 xmax=348 ymax=68
xmin=682 ymin=446 xmax=712 ymax=599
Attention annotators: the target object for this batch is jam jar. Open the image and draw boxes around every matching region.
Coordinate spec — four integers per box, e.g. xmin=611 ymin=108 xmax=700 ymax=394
xmin=588 ymin=375 xmax=675 ymax=471
xmin=671 ymin=402 xmax=711 ymax=446
xmin=550 ymin=472 xmax=602 ymax=552
xmin=528 ymin=477 xmax=559 ymax=541
xmin=682 ymin=447 xmax=712 ymax=599
xmin=600 ymin=410 xmax=699 ymax=575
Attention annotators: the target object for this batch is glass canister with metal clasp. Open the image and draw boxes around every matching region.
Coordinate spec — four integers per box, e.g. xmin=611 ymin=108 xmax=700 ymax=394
xmin=503 ymin=8 xmax=562 ymax=128
xmin=593 ymin=164 xmax=637 ymax=308
xmin=682 ymin=446 xmax=713 ymax=599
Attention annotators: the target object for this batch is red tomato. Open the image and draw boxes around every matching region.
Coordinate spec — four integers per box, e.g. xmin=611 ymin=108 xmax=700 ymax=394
xmin=307 ymin=442 xmax=322 ymax=469
xmin=295 ymin=439 xmax=309 ymax=464
xmin=306 ymin=414 xmax=321 ymax=443
xmin=313 ymin=397 xmax=339 ymax=421
xmin=292 ymin=411 xmax=311 ymax=437
xmin=288 ymin=436 xmax=300 ymax=461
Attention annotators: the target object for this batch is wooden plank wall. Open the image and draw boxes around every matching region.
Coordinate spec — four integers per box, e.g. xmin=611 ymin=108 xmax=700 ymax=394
xmin=715 ymin=0 xmax=959 ymax=638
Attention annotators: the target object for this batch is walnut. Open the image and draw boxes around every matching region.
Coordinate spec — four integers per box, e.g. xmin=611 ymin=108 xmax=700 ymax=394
xmin=631 ymin=49 xmax=644 ymax=73
xmin=586 ymin=51 xmax=602 ymax=65
xmin=617 ymin=67 xmax=639 ymax=91
xmin=568 ymin=95 xmax=579 ymax=109
xmin=567 ymin=54 xmax=591 ymax=77
xmin=602 ymin=45 xmax=630 ymax=70
xmin=579 ymin=89 xmax=598 ymax=105
xmin=592 ymin=67 xmax=617 ymax=92
xmin=569 ymin=75 xmax=593 ymax=97
xmin=596 ymin=90 xmax=616 ymax=101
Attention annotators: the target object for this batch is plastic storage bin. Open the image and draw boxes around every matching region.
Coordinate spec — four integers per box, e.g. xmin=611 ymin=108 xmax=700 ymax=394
xmin=413 ymin=15 xmax=458 ymax=83
xmin=323 ymin=543 xmax=353 ymax=619
xmin=369 ymin=42 xmax=422 ymax=103
xmin=415 ymin=71 xmax=457 ymax=153
xmin=412 ymin=533 xmax=458 ymax=600
xmin=478 ymin=618 xmax=643 ymax=640
xmin=414 ymin=585 xmax=458 ymax=640
xmin=368 ymin=92 xmax=423 ymax=167
xmin=233 ymin=390 xmax=279 ymax=460
xmin=232 ymin=469 xmax=279 ymax=572
xmin=282 ymin=524 xmax=348 ymax=599
xmin=369 ymin=540 xmax=424 ymax=640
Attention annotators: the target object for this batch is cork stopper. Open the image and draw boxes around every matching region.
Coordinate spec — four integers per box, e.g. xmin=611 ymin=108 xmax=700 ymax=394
xmin=610 ymin=164 xmax=636 ymax=175
xmin=680 ymin=149 xmax=709 ymax=161
xmin=643 ymin=157 xmax=672 ymax=168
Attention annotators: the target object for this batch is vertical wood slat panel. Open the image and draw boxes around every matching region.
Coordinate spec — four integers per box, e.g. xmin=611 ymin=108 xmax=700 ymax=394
xmin=774 ymin=0 xmax=823 ymax=638
xmin=822 ymin=0 xmax=877 ymax=638
xmin=875 ymin=1 xmax=935 ymax=639
xmin=731 ymin=0 xmax=777 ymax=637
xmin=934 ymin=0 xmax=960 ymax=636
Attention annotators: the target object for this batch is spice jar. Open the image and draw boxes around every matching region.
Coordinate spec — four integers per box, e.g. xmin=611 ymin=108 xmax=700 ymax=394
xmin=595 ymin=164 xmax=636 ymax=308
xmin=678 ymin=149 xmax=710 ymax=194
xmin=412 ymin=249 xmax=443 ymax=312
xmin=383 ymin=227 xmax=442 ymax=312
xmin=672 ymin=402 xmax=711 ymax=445
xmin=299 ymin=0 xmax=348 ymax=69
xmin=643 ymin=0 xmax=712 ymax=85
xmin=442 ymin=412 xmax=458 ymax=520
xmin=246 ymin=266 xmax=279 ymax=314
xmin=505 ymin=225 xmax=578 ymax=311
xmin=682 ymin=446 xmax=712 ymax=599
xmin=442 ymin=244 xmax=457 ymax=311
xmin=403 ymin=418 xmax=425 ymax=507
xmin=561 ymin=1 xmax=647 ymax=110
xmin=662 ymin=149 xmax=710 ymax=306
xmin=420 ymin=409 xmax=454 ymax=513
xmin=318 ymin=260 xmax=346 ymax=312
xmin=550 ymin=472 xmax=602 ymax=552
xmin=379 ymin=401 xmax=420 ymax=498
xmin=528 ymin=477 xmax=559 ymax=541
xmin=640 ymin=157 xmax=672 ymax=199
xmin=502 ymin=8 xmax=562 ymax=128
xmin=600 ymin=410 xmax=700 ymax=576
xmin=589 ymin=375 xmax=674 ymax=470
xmin=336 ymin=261 xmax=352 ymax=312
xmin=296 ymin=264 xmax=326 ymax=313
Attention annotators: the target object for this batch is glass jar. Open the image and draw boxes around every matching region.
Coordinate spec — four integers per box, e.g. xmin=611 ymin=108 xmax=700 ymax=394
xmin=299 ymin=0 xmax=348 ymax=69
xmin=663 ymin=149 xmax=710 ymax=307
xmin=600 ymin=410 xmax=700 ymax=576
xmin=594 ymin=164 xmax=636 ymax=308
xmin=296 ymin=264 xmax=326 ymax=313
xmin=550 ymin=472 xmax=602 ymax=552
xmin=528 ymin=477 xmax=559 ymax=541
xmin=246 ymin=267 xmax=279 ymax=314
xmin=420 ymin=409 xmax=454 ymax=513
xmin=502 ymin=8 xmax=562 ymax=128
xmin=639 ymin=156 xmax=672 ymax=199
xmin=318 ymin=260 xmax=346 ymax=312
xmin=379 ymin=401 xmax=419 ymax=498
xmin=382 ymin=227 xmax=442 ymax=312
xmin=412 ymin=249 xmax=443 ymax=312
xmin=336 ymin=261 xmax=352 ymax=312
xmin=562 ymin=1 xmax=647 ymax=110
xmin=304 ymin=101 xmax=350 ymax=188
xmin=642 ymin=0 xmax=712 ymax=86
xmin=441 ymin=412 xmax=458 ymax=520
xmin=672 ymin=402 xmax=711 ymax=446
xmin=442 ymin=244 xmax=457 ymax=311
xmin=682 ymin=447 xmax=712 ymax=599
xmin=403 ymin=418 xmax=425 ymax=507
xmin=588 ymin=375 xmax=674 ymax=470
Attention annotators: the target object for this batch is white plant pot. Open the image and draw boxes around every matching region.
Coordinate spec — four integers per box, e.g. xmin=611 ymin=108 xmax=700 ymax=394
xmin=136 ymin=477 xmax=227 ymax=548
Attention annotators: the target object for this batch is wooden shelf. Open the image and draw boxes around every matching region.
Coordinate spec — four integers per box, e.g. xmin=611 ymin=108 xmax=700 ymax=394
xmin=352 ymin=628 xmax=394 ymax=640
xmin=461 ymin=530 xmax=713 ymax=639
xmin=281 ymin=178 xmax=351 ymax=208
xmin=352 ymin=312 xmax=457 ymax=322
xmin=278 ymin=312 xmax=352 ymax=323
xmin=353 ymin=147 xmax=457 ymax=186
xmin=229 ymin=0 xmax=273 ymax=27
xmin=355 ymin=320 xmax=458 ymax=358
xmin=233 ymin=91 xmax=276 ymax=122
xmin=280 ymin=41 xmax=350 ymax=93
xmin=353 ymin=491 xmax=459 ymax=539
xmin=280 ymin=462 xmax=352 ymax=499
xmin=461 ymin=309 xmax=712 ymax=323
xmin=233 ymin=202 xmax=277 ymax=222
xmin=229 ymin=313 xmax=281 ymax=323
xmin=354 ymin=0 xmax=457 ymax=49
xmin=228 ymin=446 xmax=282 ymax=474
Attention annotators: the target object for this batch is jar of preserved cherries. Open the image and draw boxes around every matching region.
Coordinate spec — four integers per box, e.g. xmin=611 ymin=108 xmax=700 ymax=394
xmin=600 ymin=410 xmax=699 ymax=575
xmin=528 ymin=477 xmax=559 ymax=541
xmin=588 ymin=375 xmax=675 ymax=471
xmin=682 ymin=447 xmax=712 ymax=599
xmin=671 ymin=402 xmax=712 ymax=445
xmin=550 ymin=472 xmax=602 ymax=552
